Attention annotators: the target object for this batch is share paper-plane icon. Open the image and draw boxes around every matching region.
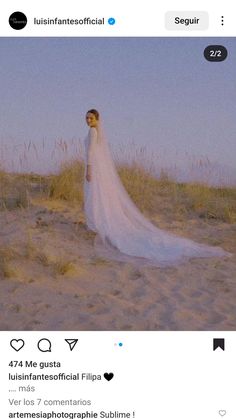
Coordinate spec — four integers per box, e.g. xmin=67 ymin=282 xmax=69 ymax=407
xmin=65 ymin=339 xmax=78 ymax=351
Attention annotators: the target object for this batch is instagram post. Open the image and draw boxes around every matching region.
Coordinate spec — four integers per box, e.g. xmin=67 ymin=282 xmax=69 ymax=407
xmin=0 ymin=36 xmax=235 ymax=331
xmin=0 ymin=1 xmax=236 ymax=418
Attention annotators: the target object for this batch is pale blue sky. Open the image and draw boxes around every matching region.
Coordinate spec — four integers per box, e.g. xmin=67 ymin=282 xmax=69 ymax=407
xmin=0 ymin=37 xmax=235 ymax=184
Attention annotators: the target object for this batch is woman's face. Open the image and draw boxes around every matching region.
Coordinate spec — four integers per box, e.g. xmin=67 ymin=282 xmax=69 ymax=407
xmin=86 ymin=112 xmax=98 ymax=128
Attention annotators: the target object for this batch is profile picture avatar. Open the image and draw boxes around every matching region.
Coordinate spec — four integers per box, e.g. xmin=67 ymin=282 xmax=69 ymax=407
xmin=9 ymin=11 xmax=27 ymax=30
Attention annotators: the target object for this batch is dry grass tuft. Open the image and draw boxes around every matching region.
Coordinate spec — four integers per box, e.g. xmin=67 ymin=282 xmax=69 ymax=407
xmin=0 ymin=242 xmax=84 ymax=279
xmin=0 ymin=170 xmax=31 ymax=210
xmin=0 ymin=246 xmax=19 ymax=279
xmin=35 ymin=252 xmax=51 ymax=267
xmin=53 ymin=260 xmax=77 ymax=276
xmin=25 ymin=241 xmax=82 ymax=277
xmin=48 ymin=159 xmax=84 ymax=204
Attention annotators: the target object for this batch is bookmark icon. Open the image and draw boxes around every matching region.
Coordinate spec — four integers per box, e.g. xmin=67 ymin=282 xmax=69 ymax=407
xmin=213 ymin=338 xmax=225 ymax=351
xmin=65 ymin=339 xmax=78 ymax=351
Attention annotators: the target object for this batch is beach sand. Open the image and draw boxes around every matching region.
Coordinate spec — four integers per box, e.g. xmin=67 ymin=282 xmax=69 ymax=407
xmin=0 ymin=196 xmax=235 ymax=331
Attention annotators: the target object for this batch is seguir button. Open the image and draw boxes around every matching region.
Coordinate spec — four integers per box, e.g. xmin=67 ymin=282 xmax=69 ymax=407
xmin=165 ymin=11 xmax=209 ymax=30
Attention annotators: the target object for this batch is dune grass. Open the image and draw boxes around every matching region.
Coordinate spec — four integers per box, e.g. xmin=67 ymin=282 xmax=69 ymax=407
xmin=1 ymin=152 xmax=236 ymax=223
xmin=118 ymin=164 xmax=236 ymax=223
xmin=48 ymin=159 xmax=85 ymax=204
xmin=0 ymin=170 xmax=30 ymax=210
xmin=0 ymin=238 xmax=82 ymax=280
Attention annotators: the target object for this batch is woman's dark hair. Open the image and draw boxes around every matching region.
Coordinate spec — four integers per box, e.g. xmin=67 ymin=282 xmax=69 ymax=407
xmin=86 ymin=109 xmax=99 ymax=120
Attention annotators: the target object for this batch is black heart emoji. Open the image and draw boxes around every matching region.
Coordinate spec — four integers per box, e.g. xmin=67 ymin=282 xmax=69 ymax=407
xmin=104 ymin=372 xmax=114 ymax=381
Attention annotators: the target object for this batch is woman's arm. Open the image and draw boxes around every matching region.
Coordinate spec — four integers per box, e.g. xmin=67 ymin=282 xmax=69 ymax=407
xmin=86 ymin=128 xmax=97 ymax=182
xmin=86 ymin=164 xmax=92 ymax=182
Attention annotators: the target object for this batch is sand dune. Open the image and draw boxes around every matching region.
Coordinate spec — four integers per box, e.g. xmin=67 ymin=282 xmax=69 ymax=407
xmin=0 ymin=193 xmax=235 ymax=331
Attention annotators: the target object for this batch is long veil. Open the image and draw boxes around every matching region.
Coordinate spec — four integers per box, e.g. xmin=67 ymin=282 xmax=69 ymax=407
xmin=88 ymin=119 xmax=232 ymax=268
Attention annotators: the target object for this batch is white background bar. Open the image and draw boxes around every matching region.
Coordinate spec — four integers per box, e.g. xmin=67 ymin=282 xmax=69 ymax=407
xmin=0 ymin=0 xmax=236 ymax=36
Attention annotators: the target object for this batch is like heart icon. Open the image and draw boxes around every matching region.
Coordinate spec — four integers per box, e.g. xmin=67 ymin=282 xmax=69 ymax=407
xmin=219 ymin=411 xmax=227 ymax=417
xmin=104 ymin=372 xmax=114 ymax=381
xmin=10 ymin=339 xmax=25 ymax=352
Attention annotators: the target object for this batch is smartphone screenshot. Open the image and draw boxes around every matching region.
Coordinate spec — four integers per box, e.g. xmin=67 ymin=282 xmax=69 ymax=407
xmin=0 ymin=0 xmax=235 ymax=417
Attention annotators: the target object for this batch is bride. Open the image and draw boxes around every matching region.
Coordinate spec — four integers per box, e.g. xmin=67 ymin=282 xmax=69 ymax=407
xmin=83 ymin=109 xmax=232 ymax=267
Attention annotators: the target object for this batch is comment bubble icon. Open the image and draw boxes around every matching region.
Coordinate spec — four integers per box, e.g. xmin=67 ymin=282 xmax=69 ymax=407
xmin=37 ymin=338 xmax=52 ymax=352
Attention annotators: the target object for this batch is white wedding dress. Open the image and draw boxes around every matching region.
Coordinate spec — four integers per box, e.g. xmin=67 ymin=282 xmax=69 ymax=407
xmin=83 ymin=124 xmax=232 ymax=267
